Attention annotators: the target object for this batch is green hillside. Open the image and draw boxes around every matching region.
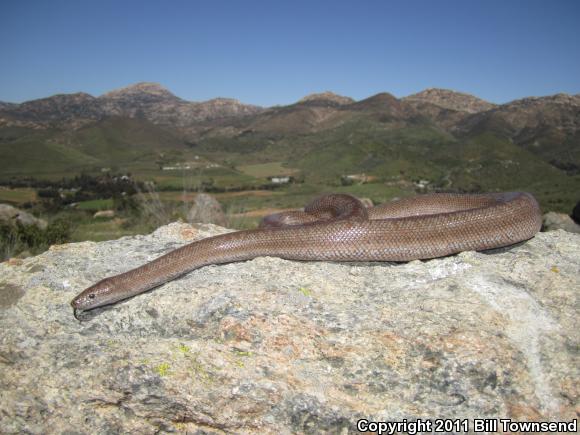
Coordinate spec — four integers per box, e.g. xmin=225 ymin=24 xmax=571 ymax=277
xmin=0 ymin=126 xmax=98 ymax=175
xmin=69 ymin=117 xmax=189 ymax=164
xmin=1 ymin=110 xmax=578 ymax=213
xmin=195 ymin=117 xmax=579 ymax=212
xmin=0 ymin=117 xmax=190 ymax=176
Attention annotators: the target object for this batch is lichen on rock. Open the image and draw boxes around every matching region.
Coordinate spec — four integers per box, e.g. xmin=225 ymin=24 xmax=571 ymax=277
xmin=0 ymin=223 xmax=578 ymax=433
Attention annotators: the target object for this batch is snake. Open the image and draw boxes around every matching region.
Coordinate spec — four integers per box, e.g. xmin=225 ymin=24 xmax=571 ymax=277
xmin=71 ymin=192 xmax=542 ymax=318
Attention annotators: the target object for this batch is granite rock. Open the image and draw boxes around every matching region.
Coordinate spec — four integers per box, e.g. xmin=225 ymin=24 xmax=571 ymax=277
xmin=543 ymin=211 xmax=580 ymax=233
xmin=0 ymin=223 xmax=578 ymax=434
xmin=0 ymin=204 xmax=47 ymax=229
xmin=93 ymin=210 xmax=116 ymax=219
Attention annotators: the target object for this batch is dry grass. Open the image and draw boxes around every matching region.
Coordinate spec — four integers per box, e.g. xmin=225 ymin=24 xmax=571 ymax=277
xmin=0 ymin=187 xmax=37 ymax=204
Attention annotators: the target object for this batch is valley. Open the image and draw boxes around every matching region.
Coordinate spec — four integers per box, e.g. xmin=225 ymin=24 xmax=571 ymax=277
xmin=1 ymin=83 xmax=578 ymax=259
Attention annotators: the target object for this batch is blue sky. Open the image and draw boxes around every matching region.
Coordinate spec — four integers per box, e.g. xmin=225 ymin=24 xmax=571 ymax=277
xmin=1 ymin=0 xmax=579 ymax=106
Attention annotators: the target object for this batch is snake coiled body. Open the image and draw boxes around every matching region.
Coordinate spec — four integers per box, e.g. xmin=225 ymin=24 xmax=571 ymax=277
xmin=71 ymin=192 xmax=542 ymax=315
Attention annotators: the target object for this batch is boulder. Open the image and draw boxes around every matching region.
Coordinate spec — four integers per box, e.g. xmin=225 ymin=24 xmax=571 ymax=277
xmin=0 ymin=203 xmax=47 ymax=229
xmin=187 ymin=193 xmax=226 ymax=227
xmin=93 ymin=210 xmax=115 ymax=219
xmin=573 ymin=200 xmax=580 ymax=224
xmin=542 ymin=211 xmax=580 ymax=233
xmin=0 ymin=223 xmax=577 ymax=433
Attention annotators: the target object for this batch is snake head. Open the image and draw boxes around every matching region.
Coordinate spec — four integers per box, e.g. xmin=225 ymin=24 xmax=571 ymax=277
xmin=70 ymin=278 xmax=117 ymax=318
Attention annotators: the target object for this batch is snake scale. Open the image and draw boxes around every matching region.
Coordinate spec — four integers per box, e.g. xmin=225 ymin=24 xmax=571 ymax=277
xmin=71 ymin=192 xmax=542 ymax=317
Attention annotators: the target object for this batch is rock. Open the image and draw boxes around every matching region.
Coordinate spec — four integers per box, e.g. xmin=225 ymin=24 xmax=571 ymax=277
xmin=403 ymin=88 xmax=496 ymax=113
xmin=1 ymin=82 xmax=263 ymax=130
xmin=542 ymin=211 xmax=580 ymax=233
xmin=0 ymin=223 xmax=578 ymax=433
xmin=93 ymin=209 xmax=115 ymax=219
xmin=187 ymin=193 xmax=226 ymax=226
xmin=358 ymin=197 xmax=374 ymax=208
xmin=573 ymin=201 xmax=580 ymax=224
xmin=0 ymin=204 xmax=47 ymax=229
xmin=298 ymin=92 xmax=355 ymax=106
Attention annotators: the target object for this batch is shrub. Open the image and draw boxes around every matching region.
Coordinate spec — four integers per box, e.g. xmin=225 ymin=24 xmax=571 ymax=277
xmin=0 ymin=219 xmax=72 ymax=261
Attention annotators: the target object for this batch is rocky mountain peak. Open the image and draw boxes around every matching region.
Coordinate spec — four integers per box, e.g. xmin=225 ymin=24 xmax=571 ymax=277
xmin=350 ymin=92 xmax=405 ymax=112
xmin=188 ymin=97 xmax=263 ymax=121
xmin=506 ymin=93 xmax=580 ymax=107
xmin=202 ymin=97 xmax=245 ymax=106
xmin=101 ymin=82 xmax=179 ymax=101
xmin=23 ymin=92 xmax=96 ymax=105
xmin=404 ymin=88 xmax=496 ymax=113
xmin=298 ymin=91 xmax=354 ymax=105
xmin=7 ymin=92 xmax=101 ymax=129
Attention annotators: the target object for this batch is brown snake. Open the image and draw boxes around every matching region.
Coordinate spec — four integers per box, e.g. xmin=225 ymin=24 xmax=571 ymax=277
xmin=71 ymin=192 xmax=542 ymax=318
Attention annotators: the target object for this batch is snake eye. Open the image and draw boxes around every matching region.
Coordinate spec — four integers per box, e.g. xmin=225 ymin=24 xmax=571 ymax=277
xmin=89 ymin=294 xmax=96 ymax=299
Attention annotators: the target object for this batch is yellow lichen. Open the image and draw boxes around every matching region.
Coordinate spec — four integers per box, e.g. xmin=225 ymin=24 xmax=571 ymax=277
xmin=155 ymin=362 xmax=170 ymax=376
xmin=177 ymin=343 xmax=190 ymax=354
xmin=233 ymin=349 xmax=253 ymax=357
xmin=298 ymin=286 xmax=312 ymax=296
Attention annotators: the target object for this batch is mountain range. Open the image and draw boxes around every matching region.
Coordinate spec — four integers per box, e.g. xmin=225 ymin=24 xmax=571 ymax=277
xmin=0 ymin=82 xmax=578 ymax=211
xmin=3 ymin=82 xmax=578 ymax=141
xmin=0 ymin=82 xmax=262 ymax=131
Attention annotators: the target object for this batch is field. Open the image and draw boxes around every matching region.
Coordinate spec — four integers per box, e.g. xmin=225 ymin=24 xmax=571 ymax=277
xmin=76 ymin=199 xmax=114 ymax=211
xmin=238 ymin=162 xmax=299 ymax=178
xmin=0 ymin=187 xmax=37 ymax=204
